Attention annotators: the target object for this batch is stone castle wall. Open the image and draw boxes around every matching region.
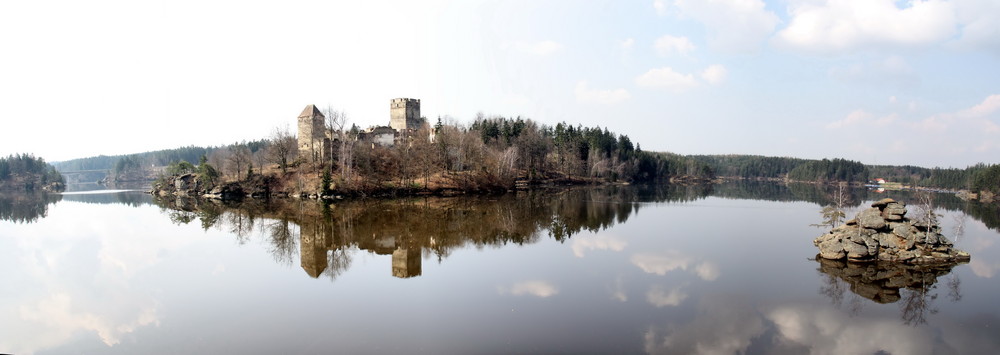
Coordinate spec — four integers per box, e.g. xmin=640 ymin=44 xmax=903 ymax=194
xmin=389 ymin=98 xmax=420 ymax=132
xmin=298 ymin=105 xmax=327 ymax=163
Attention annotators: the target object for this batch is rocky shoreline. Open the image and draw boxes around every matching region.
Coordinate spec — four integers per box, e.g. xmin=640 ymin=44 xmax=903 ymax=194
xmin=813 ymin=198 xmax=970 ymax=264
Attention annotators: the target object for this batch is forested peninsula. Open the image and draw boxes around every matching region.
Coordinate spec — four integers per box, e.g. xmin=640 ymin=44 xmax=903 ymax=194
xmin=0 ymin=154 xmax=65 ymax=192
xmin=145 ymin=116 xmax=715 ymax=200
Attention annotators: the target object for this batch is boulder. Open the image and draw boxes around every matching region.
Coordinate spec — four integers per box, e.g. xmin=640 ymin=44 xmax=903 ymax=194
xmin=882 ymin=202 xmax=906 ymax=219
xmin=871 ymin=198 xmax=897 ymax=209
xmin=857 ymin=208 xmax=886 ymax=229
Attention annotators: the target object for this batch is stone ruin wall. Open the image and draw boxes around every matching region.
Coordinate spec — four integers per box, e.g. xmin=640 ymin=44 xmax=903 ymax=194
xmin=389 ymin=98 xmax=420 ymax=132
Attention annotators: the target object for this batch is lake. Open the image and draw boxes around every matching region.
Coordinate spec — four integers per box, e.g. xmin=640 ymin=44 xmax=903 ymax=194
xmin=2 ymin=182 xmax=999 ymax=354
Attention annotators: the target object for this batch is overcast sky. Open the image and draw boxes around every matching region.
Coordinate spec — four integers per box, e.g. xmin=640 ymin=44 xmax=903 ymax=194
xmin=1 ymin=0 xmax=998 ymax=167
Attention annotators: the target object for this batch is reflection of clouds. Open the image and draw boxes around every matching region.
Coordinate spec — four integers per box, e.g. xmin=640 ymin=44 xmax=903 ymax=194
xmin=19 ymin=293 xmax=158 ymax=346
xmin=611 ymin=276 xmax=627 ymax=302
xmin=632 ymin=251 xmax=695 ymax=275
xmin=646 ymin=285 xmax=687 ymax=307
xmin=644 ymin=296 xmax=764 ymax=355
xmin=644 ymin=297 xmax=1000 ymax=355
xmin=0 ymin=203 xmax=198 ymax=353
xmin=969 ymin=259 xmax=1000 ymax=278
xmin=631 ymin=251 xmax=720 ymax=281
xmin=768 ymin=305 xmax=932 ymax=354
xmin=500 ymin=280 xmax=559 ymax=298
xmin=571 ymin=234 xmax=627 ymax=257
xmin=694 ymin=262 xmax=719 ymax=281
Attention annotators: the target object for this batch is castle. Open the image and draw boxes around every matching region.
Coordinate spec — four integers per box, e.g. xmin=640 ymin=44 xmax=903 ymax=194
xmin=297 ymin=98 xmax=424 ymax=163
xmin=297 ymin=104 xmax=328 ymax=163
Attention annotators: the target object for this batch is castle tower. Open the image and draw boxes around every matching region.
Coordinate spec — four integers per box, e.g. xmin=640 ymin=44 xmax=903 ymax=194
xmin=389 ymin=98 xmax=420 ymax=132
xmin=298 ymin=104 xmax=326 ymax=163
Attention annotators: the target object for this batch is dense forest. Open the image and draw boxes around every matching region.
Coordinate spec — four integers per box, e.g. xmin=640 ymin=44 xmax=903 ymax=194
xmin=693 ymin=154 xmax=999 ymax=195
xmin=0 ymin=154 xmax=65 ymax=191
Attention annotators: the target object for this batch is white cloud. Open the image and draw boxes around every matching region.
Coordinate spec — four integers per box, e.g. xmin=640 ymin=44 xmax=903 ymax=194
xmin=672 ymin=0 xmax=779 ymax=53
xmin=890 ymin=96 xmax=898 ymax=104
xmin=574 ymin=81 xmax=631 ymax=105
xmin=823 ymin=93 xmax=1000 ymax=166
xmin=953 ymin=0 xmax=1000 ymax=53
xmin=774 ymin=0 xmax=958 ymax=54
xmin=915 ymin=94 xmax=1000 ymax=132
xmin=654 ymin=0 xmax=669 ymax=16
xmin=502 ymin=280 xmax=559 ymax=298
xmin=620 ymin=37 xmax=635 ymax=50
xmin=654 ymin=34 xmax=695 ymax=56
xmin=958 ymin=94 xmax=1000 ymax=118
xmin=700 ymin=64 xmax=728 ymax=84
xmin=570 ymin=233 xmax=628 ymax=257
xmin=635 ymin=67 xmax=699 ymax=92
xmin=637 ymin=65 xmax=729 ymax=92
xmin=512 ymin=40 xmax=564 ymax=56
xmin=826 ymin=110 xmax=898 ymax=129
xmin=646 ymin=285 xmax=688 ymax=307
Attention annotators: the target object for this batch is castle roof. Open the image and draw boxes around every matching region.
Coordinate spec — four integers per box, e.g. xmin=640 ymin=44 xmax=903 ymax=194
xmin=299 ymin=104 xmax=325 ymax=119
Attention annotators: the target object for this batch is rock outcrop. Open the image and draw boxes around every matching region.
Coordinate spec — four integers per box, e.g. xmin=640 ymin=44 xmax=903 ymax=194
xmin=151 ymin=173 xmax=252 ymax=200
xmin=813 ymin=198 xmax=970 ymax=264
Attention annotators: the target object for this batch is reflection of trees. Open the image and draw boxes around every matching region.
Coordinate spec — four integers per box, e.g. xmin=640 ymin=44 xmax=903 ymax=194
xmin=265 ymin=220 xmax=296 ymax=265
xmin=153 ymin=185 xmax=701 ymax=280
xmin=60 ymin=191 xmax=153 ymax=207
xmin=0 ymin=192 xmax=62 ymax=223
xmin=815 ymin=258 xmax=964 ymax=325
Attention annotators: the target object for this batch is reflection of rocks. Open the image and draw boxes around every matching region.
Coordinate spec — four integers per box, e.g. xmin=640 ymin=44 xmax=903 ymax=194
xmin=816 ymin=257 xmax=963 ymax=304
xmin=813 ymin=198 xmax=970 ymax=263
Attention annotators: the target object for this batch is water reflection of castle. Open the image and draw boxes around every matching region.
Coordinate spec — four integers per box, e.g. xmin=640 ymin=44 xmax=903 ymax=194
xmin=298 ymin=213 xmax=422 ymax=279
xmin=153 ymin=185 xmax=709 ymax=280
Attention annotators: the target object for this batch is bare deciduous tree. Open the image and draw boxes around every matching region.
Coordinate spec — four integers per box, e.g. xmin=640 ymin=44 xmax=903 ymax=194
xmin=323 ymin=106 xmax=355 ymax=184
xmin=268 ymin=125 xmax=296 ymax=173
xmin=227 ymin=144 xmax=252 ymax=180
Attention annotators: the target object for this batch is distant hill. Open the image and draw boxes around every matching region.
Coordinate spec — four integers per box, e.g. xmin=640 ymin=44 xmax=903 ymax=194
xmin=52 ymin=146 xmax=217 ymax=172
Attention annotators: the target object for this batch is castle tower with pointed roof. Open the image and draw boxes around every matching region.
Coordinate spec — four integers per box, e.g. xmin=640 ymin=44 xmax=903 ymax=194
xmin=298 ymin=104 xmax=327 ymax=163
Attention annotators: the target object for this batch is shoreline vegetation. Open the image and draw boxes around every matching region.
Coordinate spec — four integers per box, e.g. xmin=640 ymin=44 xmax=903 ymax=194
xmin=148 ymin=116 xmax=717 ymax=200
xmin=40 ymin=113 xmax=1000 ymax=202
xmin=0 ymin=154 xmax=65 ymax=192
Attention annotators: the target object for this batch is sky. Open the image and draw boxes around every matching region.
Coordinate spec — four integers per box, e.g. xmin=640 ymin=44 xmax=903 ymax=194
xmin=1 ymin=0 xmax=998 ymax=168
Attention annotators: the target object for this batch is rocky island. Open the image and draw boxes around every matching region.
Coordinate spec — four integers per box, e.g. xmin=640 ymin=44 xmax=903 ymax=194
xmin=813 ymin=198 xmax=970 ymax=264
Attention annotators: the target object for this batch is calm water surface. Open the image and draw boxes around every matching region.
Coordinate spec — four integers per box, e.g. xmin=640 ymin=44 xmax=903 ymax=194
xmin=1 ymin=183 xmax=999 ymax=354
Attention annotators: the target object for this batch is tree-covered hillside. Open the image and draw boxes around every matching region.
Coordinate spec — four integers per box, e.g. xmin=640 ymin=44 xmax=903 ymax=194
xmin=0 ymin=154 xmax=65 ymax=191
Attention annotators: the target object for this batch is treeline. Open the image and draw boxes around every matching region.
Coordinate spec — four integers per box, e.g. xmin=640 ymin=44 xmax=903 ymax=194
xmin=53 ymin=142 xmax=273 ymax=183
xmin=690 ymin=154 xmax=808 ymax=179
xmin=0 ymin=154 xmax=65 ymax=191
xmin=342 ymin=116 xmax=715 ymax=191
xmin=692 ymin=155 xmax=867 ymax=182
xmin=693 ymin=154 xmax=1000 ymax=192
xmin=786 ymin=158 xmax=867 ymax=182
xmin=53 ymin=146 xmax=217 ymax=172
